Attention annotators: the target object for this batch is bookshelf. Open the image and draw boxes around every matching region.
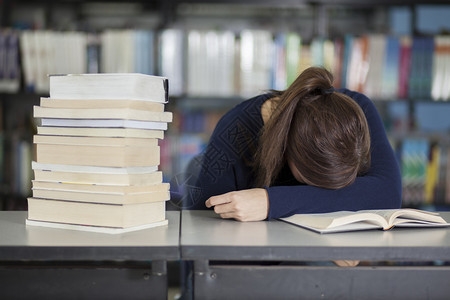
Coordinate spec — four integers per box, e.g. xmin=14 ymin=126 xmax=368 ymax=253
xmin=1 ymin=0 xmax=450 ymax=210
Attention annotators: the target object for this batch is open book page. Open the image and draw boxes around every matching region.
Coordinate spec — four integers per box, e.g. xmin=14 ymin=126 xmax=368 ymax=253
xmin=280 ymin=211 xmax=388 ymax=233
xmin=279 ymin=209 xmax=450 ymax=234
xmin=356 ymin=209 xmax=445 ymax=228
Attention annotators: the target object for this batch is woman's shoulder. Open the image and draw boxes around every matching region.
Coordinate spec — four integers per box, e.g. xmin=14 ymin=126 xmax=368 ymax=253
xmin=337 ymin=88 xmax=373 ymax=107
xmin=218 ymin=93 xmax=273 ymax=124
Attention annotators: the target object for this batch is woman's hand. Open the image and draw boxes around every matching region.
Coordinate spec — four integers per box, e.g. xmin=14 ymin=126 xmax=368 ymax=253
xmin=205 ymin=188 xmax=269 ymax=222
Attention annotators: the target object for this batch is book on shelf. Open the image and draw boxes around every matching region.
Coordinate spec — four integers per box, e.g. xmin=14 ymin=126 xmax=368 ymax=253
xmin=280 ymin=209 xmax=450 ymax=234
xmin=20 ymin=30 xmax=88 ymax=93
xmin=364 ymin=34 xmax=386 ymax=99
xmin=49 ymin=73 xmax=168 ymax=102
xmin=332 ymin=38 xmax=344 ymax=88
xmin=272 ymin=33 xmax=287 ymax=91
xmin=37 ymin=126 xmax=164 ymax=139
xmin=101 ymin=30 xmax=155 ymax=76
xmin=186 ymin=30 xmax=236 ymax=97
xmin=32 ymin=181 xmax=170 ymax=205
xmin=239 ymin=30 xmax=273 ymax=97
xmin=13 ymin=138 xmax=33 ymax=197
xmin=0 ymin=29 xmax=21 ymax=93
xmin=408 ymin=37 xmax=434 ymax=99
xmin=431 ymin=36 xmax=450 ymax=101
xmin=381 ymin=35 xmax=401 ymax=100
xmin=393 ymin=138 xmax=450 ymax=206
xmin=40 ymin=98 xmax=165 ymax=112
xmin=35 ymin=143 xmax=160 ymax=167
xmin=27 ymin=198 xmax=167 ymax=231
xmin=400 ymin=139 xmax=429 ymax=206
xmin=159 ymin=29 xmax=184 ymax=97
xmin=398 ymin=36 xmax=412 ymax=99
xmin=34 ymin=106 xmax=173 ymax=122
xmin=40 ymin=118 xmax=168 ymax=130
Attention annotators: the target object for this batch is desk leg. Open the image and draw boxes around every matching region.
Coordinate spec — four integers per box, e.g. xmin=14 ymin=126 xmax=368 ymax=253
xmin=152 ymin=260 xmax=168 ymax=299
xmin=193 ymin=260 xmax=209 ymax=300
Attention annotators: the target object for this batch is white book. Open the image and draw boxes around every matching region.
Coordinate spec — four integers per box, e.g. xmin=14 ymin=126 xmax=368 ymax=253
xmin=239 ymin=30 xmax=273 ymax=97
xmin=101 ymin=30 xmax=134 ymax=74
xmin=36 ymin=126 xmax=164 ymax=139
xmin=19 ymin=31 xmax=37 ymax=91
xmin=27 ymin=198 xmax=167 ymax=229
xmin=34 ymin=106 xmax=173 ymax=122
xmin=33 ymin=135 xmax=159 ymax=147
xmin=41 ymin=118 xmax=168 ymax=130
xmin=32 ymin=161 xmax=158 ymax=174
xmin=364 ymin=35 xmax=386 ymax=99
xmin=216 ymin=31 xmax=236 ymax=96
xmin=34 ymin=30 xmax=51 ymax=93
xmin=159 ymin=29 xmax=184 ymax=96
xmin=187 ymin=30 xmax=206 ymax=96
xmin=49 ymin=73 xmax=168 ymax=103
xmin=26 ymin=219 xmax=168 ymax=234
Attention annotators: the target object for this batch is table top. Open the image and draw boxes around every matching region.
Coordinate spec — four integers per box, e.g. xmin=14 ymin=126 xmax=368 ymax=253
xmin=2 ymin=210 xmax=450 ymax=262
xmin=181 ymin=210 xmax=450 ymax=261
xmin=0 ymin=211 xmax=180 ymax=261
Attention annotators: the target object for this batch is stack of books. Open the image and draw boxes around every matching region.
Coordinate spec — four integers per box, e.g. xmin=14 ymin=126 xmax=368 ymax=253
xmin=27 ymin=73 xmax=172 ymax=233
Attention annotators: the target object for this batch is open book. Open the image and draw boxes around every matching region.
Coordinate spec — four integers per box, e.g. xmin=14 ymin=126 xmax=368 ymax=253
xmin=279 ymin=209 xmax=450 ymax=234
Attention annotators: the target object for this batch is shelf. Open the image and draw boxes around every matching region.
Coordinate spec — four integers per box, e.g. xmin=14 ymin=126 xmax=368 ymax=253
xmin=1 ymin=0 xmax=449 ymax=210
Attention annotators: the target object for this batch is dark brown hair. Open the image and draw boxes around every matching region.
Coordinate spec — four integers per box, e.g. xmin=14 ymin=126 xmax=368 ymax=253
xmin=255 ymin=66 xmax=371 ymax=189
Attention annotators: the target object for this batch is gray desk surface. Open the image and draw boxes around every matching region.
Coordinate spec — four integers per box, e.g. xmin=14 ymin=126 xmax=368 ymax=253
xmin=0 ymin=211 xmax=180 ymax=261
xmin=181 ymin=210 xmax=450 ymax=261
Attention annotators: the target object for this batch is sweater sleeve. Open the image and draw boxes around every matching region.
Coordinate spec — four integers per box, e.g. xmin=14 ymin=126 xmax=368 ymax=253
xmin=183 ymin=97 xmax=262 ymax=210
xmin=266 ymin=90 xmax=402 ymax=219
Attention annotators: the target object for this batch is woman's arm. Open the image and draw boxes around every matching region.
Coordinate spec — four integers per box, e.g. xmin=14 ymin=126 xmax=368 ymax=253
xmin=266 ymin=90 xmax=402 ymax=219
xmin=183 ymin=96 xmax=264 ymax=209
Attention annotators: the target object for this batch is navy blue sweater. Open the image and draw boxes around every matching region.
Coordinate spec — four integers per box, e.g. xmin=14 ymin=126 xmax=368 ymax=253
xmin=183 ymin=89 xmax=402 ymax=219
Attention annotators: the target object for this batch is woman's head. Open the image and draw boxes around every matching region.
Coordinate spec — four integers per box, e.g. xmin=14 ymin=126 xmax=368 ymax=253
xmin=255 ymin=67 xmax=371 ymax=189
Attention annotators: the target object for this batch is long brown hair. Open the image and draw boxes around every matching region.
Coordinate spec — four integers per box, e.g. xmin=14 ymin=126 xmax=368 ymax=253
xmin=255 ymin=67 xmax=371 ymax=189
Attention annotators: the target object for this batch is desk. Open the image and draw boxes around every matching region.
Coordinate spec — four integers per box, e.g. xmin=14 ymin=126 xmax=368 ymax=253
xmin=181 ymin=210 xmax=450 ymax=300
xmin=0 ymin=211 xmax=180 ymax=300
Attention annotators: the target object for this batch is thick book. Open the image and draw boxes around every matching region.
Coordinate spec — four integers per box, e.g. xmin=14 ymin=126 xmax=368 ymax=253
xmin=279 ymin=209 xmax=450 ymax=234
xmin=33 ymin=135 xmax=158 ymax=147
xmin=32 ymin=181 xmax=170 ymax=205
xmin=33 ymin=169 xmax=163 ymax=186
xmin=35 ymin=143 xmax=160 ymax=167
xmin=49 ymin=73 xmax=168 ymax=102
xmin=32 ymin=161 xmax=158 ymax=174
xmin=34 ymin=106 xmax=173 ymax=122
xmin=40 ymin=98 xmax=165 ymax=112
xmin=25 ymin=219 xmax=168 ymax=234
xmin=27 ymin=197 xmax=166 ymax=229
xmin=37 ymin=126 xmax=164 ymax=139
xmin=32 ymin=180 xmax=168 ymax=193
xmin=40 ymin=118 xmax=168 ymax=130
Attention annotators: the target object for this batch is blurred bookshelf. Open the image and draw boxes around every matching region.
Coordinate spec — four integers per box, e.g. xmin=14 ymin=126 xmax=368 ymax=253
xmin=0 ymin=0 xmax=450 ymax=210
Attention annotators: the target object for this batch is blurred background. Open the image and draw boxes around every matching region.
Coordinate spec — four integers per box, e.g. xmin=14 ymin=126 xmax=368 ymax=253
xmin=0 ymin=0 xmax=449 ymax=211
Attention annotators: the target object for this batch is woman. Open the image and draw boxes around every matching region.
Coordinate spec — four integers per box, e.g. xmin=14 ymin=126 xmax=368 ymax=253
xmin=184 ymin=66 xmax=402 ymax=221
